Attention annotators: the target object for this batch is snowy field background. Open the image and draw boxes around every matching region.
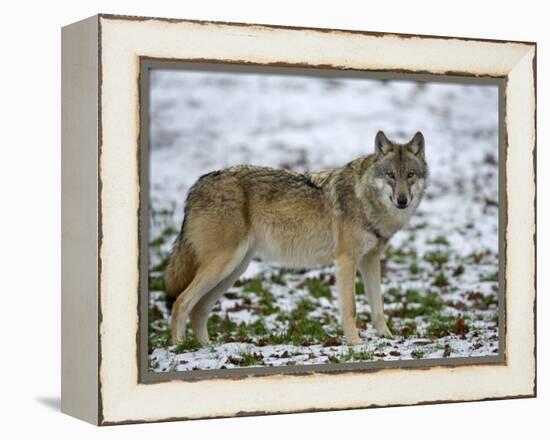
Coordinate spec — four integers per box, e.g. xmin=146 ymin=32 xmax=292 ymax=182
xmin=146 ymin=69 xmax=500 ymax=373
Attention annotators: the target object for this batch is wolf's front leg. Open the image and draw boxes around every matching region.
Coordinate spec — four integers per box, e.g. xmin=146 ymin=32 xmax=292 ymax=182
xmin=359 ymin=251 xmax=393 ymax=338
xmin=335 ymin=255 xmax=362 ymax=345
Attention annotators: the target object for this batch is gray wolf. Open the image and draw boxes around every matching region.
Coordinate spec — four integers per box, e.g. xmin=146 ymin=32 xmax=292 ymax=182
xmin=165 ymin=131 xmax=427 ymax=345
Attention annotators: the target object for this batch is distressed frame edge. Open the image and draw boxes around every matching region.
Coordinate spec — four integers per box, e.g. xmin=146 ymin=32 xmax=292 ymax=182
xmin=61 ymin=14 xmax=101 ymax=425
xmin=89 ymin=14 xmax=536 ymax=425
xmin=503 ymin=45 xmax=537 ymax=401
xmin=532 ymin=44 xmax=538 ymax=399
xmin=97 ymin=12 xmax=537 ymax=47
xmin=101 ymin=393 xmax=535 ymax=427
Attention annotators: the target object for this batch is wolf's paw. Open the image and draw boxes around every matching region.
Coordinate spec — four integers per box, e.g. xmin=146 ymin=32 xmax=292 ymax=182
xmin=375 ymin=323 xmax=394 ymax=339
xmin=346 ymin=335 xmax=364 ymax=345
xmin=196 ymin=335 xmax=211 ymax=346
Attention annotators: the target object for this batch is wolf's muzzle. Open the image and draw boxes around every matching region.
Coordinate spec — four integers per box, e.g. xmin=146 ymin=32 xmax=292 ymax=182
xmin=397 ymin=195 xmax=408 ymax=209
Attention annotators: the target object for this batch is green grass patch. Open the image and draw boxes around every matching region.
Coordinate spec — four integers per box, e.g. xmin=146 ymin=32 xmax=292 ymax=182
xmin=239 ymin=279 xmax=280 ymax=315
xmin=162 ymin=225 xmax=178 ymax=237
xmin=242 ymin=278 xmax=265 ymax=294
xmin=424 ymin=251 xmax=449 ymax=268
xmin=433 ymin=272 xmax=449 ymax=287
xmin=452 ymin=265 xmax=465 ymax=277
xmin=427 ymin=235 xmax=450 ymax=246
xmin=263 ymin=315 xmax=328 ymax=346
xmin=409 ymin=262 xmax=421 ymax=274
xmin=411 ymin=349 xmax=424 ymax=359
xmin=207 ymin=314 xmax=238 ymax=342
xmin=425 ymin=314 xmax=455 ymax=338
xmin=292 ymin=297 xmax=318 ymax=319
xmin=223 ymin=301 xmax=332 ymax=347
xmin=405 ymin=289 xmax=423 ymax=303
xmin=149 ymin=236 xmax=166 ymax=248
xmin=174 ymin=335 xmax=202 ymax=353
xmin=148 ymin=329 xmax=171 ymax=352
xmin=356 ymin=312 xmax=372 ymax=328
xmin=150 ymin=254 xmax=171 ymax=272
xmin=148 ymin=306 xmax=171 ymax=351
xmin=301 ymin=278 xmax=332 ymax=299
xmin=482 ymin=294 xmax=498 ymax=308
xmin=270 ymin=273 xmax=285 ymax=285
xmin=275 ymin=310 xmax=291 ymax=322
xmin=465 ymin=250 xmax=492 ymax=264
xmin=386 ymin=247 xmax=417 ymax=264
xmin=257 ymin=290 xmax=280 ymax=315
xmin=386 ymin=287 xmax=403 ymax=302
xmin=149 ymin=226 xmax=178 ymax=248
xmin=150 ymin=206 xmax=176 ymax=218
xmin=206 ymin=315 xmax=271 ymax=343
xmin=336 ymin=348 xmax=375 ymax=363
xmin=249 ymin=318 xmax=269 ymax=336
xmin=355 ymin=277 xmax=365 ymax=295
xmin=399 ymin=290 xmax=444 ymax=319
xmin=149 ymin=275 xmax=165 ymax=292
xmin=393 ymin=320 xmax=418 ymax=337
xmin=481 ymin=271 xmax=498 ymax=282
xmin=231 ymin=350 xmax=264 ymax=367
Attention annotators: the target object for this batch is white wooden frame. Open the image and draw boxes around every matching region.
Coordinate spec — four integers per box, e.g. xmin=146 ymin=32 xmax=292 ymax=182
xmin=61 ymin=14 xmax=536 ymax=425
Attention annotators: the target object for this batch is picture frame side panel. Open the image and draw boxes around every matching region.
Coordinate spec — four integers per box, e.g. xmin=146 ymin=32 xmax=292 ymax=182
xmin=61 ymin=14 xmax=101 ymax=425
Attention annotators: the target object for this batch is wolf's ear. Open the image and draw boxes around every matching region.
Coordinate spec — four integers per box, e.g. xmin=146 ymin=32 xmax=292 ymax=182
xmin=408 ymin=131 xmax=425 ymax=157
xmin=375 ymin=131 xmax=392 ymax=155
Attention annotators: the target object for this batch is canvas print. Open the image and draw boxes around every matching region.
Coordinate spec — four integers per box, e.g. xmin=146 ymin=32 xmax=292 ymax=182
xmin=146 ymin=68 xmax=501 ymax=373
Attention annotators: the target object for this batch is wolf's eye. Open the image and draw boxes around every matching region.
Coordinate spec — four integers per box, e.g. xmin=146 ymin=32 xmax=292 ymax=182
xmin=407 ymin=172 xmax=415 ymax=179
xmin=386 ymin=172 xmax=395 ymax=180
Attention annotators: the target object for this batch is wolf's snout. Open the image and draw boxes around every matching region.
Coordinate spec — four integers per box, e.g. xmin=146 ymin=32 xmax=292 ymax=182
xmin=397 ymin=195 xmax=408 ymax=209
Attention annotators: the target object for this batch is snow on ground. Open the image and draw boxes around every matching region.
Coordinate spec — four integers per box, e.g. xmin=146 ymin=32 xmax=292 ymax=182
xmin=147 ymin=69 xmax=500 ymax=373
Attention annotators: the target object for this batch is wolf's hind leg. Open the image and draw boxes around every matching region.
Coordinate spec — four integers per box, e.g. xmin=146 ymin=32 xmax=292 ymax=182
xmin=190 ymin=251 xmax=254 ymax=344
xmin=359 ymin=250 xmax=393 ymax=338
xmin=170 ymin=244 xmax=249 ymax=344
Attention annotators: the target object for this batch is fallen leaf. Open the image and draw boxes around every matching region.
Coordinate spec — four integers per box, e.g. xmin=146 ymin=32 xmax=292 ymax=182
xmin=323 ymin=336 xmax=342 ymax=347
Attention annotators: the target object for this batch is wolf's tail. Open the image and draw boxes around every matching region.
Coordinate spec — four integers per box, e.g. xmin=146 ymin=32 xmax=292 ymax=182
xmin=164 ymin=233 xmax=197 ymax=313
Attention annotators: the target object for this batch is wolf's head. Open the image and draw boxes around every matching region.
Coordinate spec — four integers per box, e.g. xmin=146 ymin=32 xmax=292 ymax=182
xmin=371 ymin=131 xmax=428 ymax=210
